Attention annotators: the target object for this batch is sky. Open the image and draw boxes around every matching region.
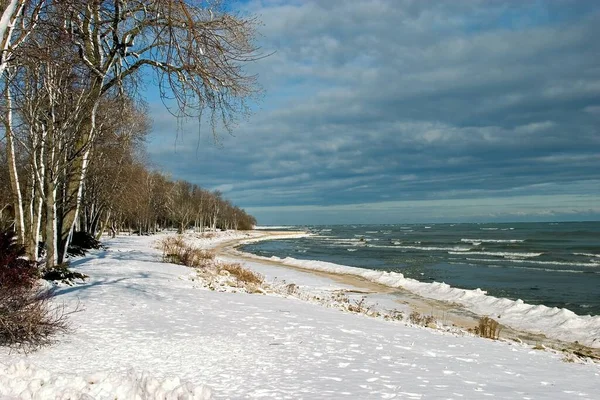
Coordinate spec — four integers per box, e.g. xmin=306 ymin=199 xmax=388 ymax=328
xmin=145 ymin=0 xmax=600 ymax=225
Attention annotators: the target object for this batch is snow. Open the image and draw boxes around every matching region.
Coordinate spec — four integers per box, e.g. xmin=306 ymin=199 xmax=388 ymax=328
xmin=0 ymin=362 xmax=211 ymax=400
xmin=231 ymin=235 xmax=600 ymax=348
xmin=1 ymin=232 xmax=599 ymax=399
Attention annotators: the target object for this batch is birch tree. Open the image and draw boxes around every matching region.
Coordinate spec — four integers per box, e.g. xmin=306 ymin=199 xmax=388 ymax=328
xmin=51 ymin=0 xmax=259 ymax=263
xmin=0 ymin=0 xmax=45 ymax=247
xmin=2 ymin=0 xmax=259 ymax=265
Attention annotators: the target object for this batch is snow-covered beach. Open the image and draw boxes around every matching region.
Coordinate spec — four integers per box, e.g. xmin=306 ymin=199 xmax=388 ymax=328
xmin=1 ymin=231 xmax=599 ymax=399
xmin=226 ymin=230 xmax=600 ymax=350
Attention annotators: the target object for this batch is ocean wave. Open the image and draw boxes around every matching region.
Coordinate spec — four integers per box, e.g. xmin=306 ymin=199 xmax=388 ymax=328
xmin=461 ymin=238 xmax=525 ymax=244
xmin=347 ymin=248 xmax=358 ymax=252
xmin=374 ymin=245 xmax=472 ymax=252
xmin=510 ymin=266 xmax=597 ymax=274
xmin=450 ymin=251 xmax=542 ymax=258
xmin=480 ymin=228 xmax=499 ymax=230
xmin=320 ymin=238 xmax=363 ymax=243
xmin=465 ymin=257 xmax=600 ymax=268
xmin=574 ymin=253 xmax=600 ymax=258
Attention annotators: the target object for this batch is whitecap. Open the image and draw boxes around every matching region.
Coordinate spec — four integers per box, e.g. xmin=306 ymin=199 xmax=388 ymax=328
xmin=449 ymin=251 xmax=542 ymax=258
xmin=461 ymin=238 xmax=525 ymax=244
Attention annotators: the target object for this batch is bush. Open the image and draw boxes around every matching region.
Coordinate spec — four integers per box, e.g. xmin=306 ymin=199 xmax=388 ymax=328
xmin=0 ymin=229 xmax=73 ymax=351
xmin=160 ymin=236 xmax=187 ymax=259
xmin=67 ymin=231 xmax=103 ymax=257
xmin=219 ymin=263 xmax=263 ymax=285
xmin=409 ymin=311 xmax=436 ymax=327
xmin=0 ymin=287 xmax=70 ymax=351
xmin=475 ymin=316 xmax=501 ymax=339
xmin=0 ymin=229 xmax=39 ymax=289
xmin=160 ymin=236 xmax=214 ymax=268
xmin=41 ymin=262 xmax=88 ymax=285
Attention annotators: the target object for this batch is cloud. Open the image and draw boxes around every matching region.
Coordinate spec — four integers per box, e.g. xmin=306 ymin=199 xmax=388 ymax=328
xmin=146 ymin=0 xmax=600 ymax=224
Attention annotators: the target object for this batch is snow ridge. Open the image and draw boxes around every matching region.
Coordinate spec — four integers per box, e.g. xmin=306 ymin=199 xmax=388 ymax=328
xmin=0 ymin=362 xmax=211 ymax=400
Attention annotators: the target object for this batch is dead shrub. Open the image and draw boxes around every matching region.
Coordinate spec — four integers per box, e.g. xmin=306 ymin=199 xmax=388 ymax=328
xmin=180 ymin=248 xmax=214 ymax=268
xmin=0 ymin=287 xmax=70 ymax=351
xmin=409 ymin=311 xmax=436 ymax=327
xmin=285 ymin=283 xmax=299 ymax=296
xmin=160 ymin=236 xmax=186 ymax=260
xmin=220 ymin=263 xmax=263 ymax=285
xmin=475 ymin=316 xmax=500 ymax=339
xmin=0 ymin=228 xmax=39 ymax=289
xmin=384 ymin=310 xmax=405 ymax=321
xmin=348 ymin=296 xmax=373 ymax=314
xmin=160 ymin=236 xmax=214 ymax=268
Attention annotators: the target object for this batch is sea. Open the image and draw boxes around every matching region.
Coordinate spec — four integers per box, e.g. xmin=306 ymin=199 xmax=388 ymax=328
xmin=242 ymin=222 xmax=600 ymax=316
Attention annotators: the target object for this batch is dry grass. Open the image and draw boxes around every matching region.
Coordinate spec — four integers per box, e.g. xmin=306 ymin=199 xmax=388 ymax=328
xmin=475 ymin=316 xmax=501 ymax=339
xmin=219 ymin=263 xmax=263 ymax=285
xmin=285 ymin=283 xmax=299 ymax=296
xmin=0 ymin=287 xmax=71 ymax=351
xmin=180 ymin=248 xmax=215 ymax=268
xmin=409 ymin=311 xmax=436 ymax=327
xmin=159 ymin=236 xmax=186 ymax=260
xmin=159 ymin=236 xmax=214 ymax=268
xmin=348 ymin=296 xmax=374 ymax=314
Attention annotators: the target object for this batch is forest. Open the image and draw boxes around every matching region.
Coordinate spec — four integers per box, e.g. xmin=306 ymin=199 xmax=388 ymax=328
xmin=0 ymin=0 xmax=259 ymax=269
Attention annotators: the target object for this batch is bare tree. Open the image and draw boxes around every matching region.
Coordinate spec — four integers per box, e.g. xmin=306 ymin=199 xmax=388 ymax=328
xmin=53 ymin=0 xmax=260 ymax=262
xmin=2 ymin=0 xmax=261 ymax=265
xmin=0 ymin=0 xmax=46 ymax=247
xmin=81 ymin=96 xmax=149 ymax=238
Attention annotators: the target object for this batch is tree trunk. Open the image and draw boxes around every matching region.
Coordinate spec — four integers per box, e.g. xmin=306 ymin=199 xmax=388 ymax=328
xmin=3 ymin=81 xmax=25 ymax=243
xmin=58 ymin=97 xmax=100 ymax=264
xmin=45 ymin=176 xmax=57 ymax=268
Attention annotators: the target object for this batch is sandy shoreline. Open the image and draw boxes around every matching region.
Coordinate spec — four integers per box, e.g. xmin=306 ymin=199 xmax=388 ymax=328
xmin=214 ymin=230 xmax=600 ymax=359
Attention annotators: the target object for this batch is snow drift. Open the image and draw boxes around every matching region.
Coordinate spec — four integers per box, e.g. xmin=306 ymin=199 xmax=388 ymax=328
xmin=0 ymin=362 xmax=211 ymax=400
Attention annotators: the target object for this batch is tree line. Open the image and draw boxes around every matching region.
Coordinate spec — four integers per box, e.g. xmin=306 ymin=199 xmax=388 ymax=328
xmin=0 ymin=0 xmax=259 ymax=268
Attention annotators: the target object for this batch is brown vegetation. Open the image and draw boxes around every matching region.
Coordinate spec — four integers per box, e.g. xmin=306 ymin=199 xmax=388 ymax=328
xmin=160 ymin=236 xmax=215 ymax=269
xmin=475 ymin=316 xmax=501 ymax=339
xmin=409 ymin=311 xmax=436 ymax=327
xmin=219 ymin=263 xmax=264 ymax=285
xmin=0 ymin=287 xmax=70 ymax=351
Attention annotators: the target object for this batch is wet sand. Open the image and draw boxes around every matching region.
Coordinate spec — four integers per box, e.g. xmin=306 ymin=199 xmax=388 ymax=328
xmin=214 ymin=231 xmax=600 ymax=360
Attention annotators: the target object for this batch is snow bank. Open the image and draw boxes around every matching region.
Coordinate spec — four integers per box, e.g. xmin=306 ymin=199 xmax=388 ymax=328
xmin=0 ymin=362 xmax=211 ymax=400
xmin=233 ymin=242 xmax=600 ymax=347
xmin=177 ymin=230 xmax=311 ymax=250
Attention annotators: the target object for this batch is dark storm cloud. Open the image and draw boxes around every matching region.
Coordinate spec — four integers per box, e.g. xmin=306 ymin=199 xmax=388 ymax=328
xmin=147 ymin=0 xmax=600 ymax=224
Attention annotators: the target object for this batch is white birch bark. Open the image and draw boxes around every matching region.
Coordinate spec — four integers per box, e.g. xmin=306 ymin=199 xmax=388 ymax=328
xmin=0 ymin=0 xmax=22 ymax=76
xmin=3 ymin=79 xmax=25 ymax=242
